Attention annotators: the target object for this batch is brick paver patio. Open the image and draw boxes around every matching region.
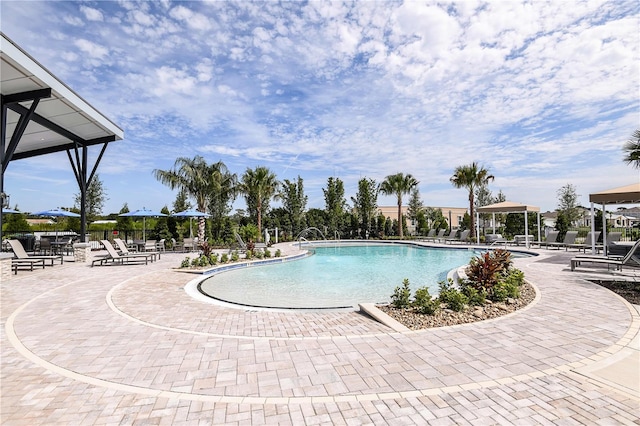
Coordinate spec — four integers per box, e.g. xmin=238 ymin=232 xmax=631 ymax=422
xmin=1 ymin=243 xmax=638 ymax=424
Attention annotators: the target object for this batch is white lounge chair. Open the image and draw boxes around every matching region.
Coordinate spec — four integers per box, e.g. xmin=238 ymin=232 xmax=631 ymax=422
xmin=92 ymin=240 xmax=153 ymax=267
xmin=113 ymin=238 xmax=158 ymax=262
xmin=7 ymin=239 xmax=63 ymax=266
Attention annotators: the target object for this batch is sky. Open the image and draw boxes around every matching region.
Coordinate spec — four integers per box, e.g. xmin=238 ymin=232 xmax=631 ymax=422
xmin=2 ymin=0 xmax=639 ymax=216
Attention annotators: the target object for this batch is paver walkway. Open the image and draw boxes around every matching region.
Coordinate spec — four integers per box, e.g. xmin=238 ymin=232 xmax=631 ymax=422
xmin=1 ymin=244 xmax=639 ymax=424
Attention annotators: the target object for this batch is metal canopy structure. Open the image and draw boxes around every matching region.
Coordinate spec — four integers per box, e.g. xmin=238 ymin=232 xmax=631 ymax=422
xmin=1 ymin=32 xmax=124 ymax=241
xmin=477 ymin=201 xmax=541 ymax=248
xmin=588 ymin=182 xmax=640 ymax=254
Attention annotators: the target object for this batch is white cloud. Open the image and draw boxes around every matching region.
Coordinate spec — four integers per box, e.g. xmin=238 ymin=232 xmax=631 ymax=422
xmin=74 ymin=38 xmax=109 ymax=59
xmin=79 ymin=5 xmax=104 ymax=22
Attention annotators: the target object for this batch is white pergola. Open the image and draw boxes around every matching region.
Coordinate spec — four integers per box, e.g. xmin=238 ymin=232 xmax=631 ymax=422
xmin=476 ymin=201 xmax=541 ymax=248
xmin=589 ymin=182 xmax=640 ymax=254
xmin=1 ymin=32 xmax=124 ymax=241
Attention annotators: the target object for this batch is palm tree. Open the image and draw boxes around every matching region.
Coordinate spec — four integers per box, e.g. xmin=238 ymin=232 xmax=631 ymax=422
xmin=239 ymin=166 xmax=279 ymax=241
xmin=623 ymin=129 xmax=640 ymax=169
xmin=153 ymin=156 xmax=212 ymax=241
xmin=379 ymin=173 xmax=419 ymax=238
xmin=450 ymin=162 xmax=494 ymax=236
xmin=208 ymin=161 xmax=238 ymax=240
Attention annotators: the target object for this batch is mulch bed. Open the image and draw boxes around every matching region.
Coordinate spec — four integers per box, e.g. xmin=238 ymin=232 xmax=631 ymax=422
xmin=589 ymin=280 xmax=640 ymax=305
xmin=378 ymin=282 xmax=536 ymax=330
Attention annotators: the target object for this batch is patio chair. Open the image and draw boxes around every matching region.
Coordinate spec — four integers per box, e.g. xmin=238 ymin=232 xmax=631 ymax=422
xmin=113 ymin=238 xmax=157 ymax=262
xmin=92 ymin=240 xmax=152 ymax=267
xmin=570 ymin=239 xmax=640 ymax=271
xmin=171 ymin=238 xmax=183 ymax=252
xmin=36 ymin=238 xmax=52 ymax=255
xmin=183 ymin=237 xmax=197 ymax=252
xmin=7 ymin=239 xmax=63 ymax=266
xmin=143 ymin=240 xmax=161 ymax=259
xmin=156 ymin=239 xmax=166 ymax=252
xmin=548 ymin=231 xmax=579 ymax=250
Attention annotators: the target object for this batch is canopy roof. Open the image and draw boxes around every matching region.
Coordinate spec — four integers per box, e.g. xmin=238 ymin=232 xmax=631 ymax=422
xmin=1 ymin=32 xmax=123 ymax=160
xmin=589 ymin=183 xmax=640 ymax=205
xmin=477 ymin=201 xmax=540 ymax=213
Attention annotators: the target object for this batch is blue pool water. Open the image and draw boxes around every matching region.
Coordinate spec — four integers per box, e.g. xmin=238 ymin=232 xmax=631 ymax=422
xmin=199 ymin=243 xmax=484 ymax=309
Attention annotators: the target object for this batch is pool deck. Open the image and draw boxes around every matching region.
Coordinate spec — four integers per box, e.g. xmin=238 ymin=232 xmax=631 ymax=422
xmin=1 ymin=242 xmax=639 ymax=424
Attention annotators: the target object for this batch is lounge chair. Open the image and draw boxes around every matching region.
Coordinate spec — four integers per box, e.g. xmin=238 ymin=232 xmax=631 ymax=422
xmin=570 ymin=239 xmax=640 ymax=271
xmin=7 ymin=239 xmax=63 ymax=266
xmin=567 ymin=231 xmax=601 ymax=252
xmin=113 ymin=238 xmax=157 ymax=262
xmin=426 ymin=229 xmax=446 ymax=242
xmin=548 ymin=231 xmax=578 ymax=250
xmin=92 ymin=240 xmax=153 ymax=267
xmin=11 ymin=258 xmax=46 ymax=274
xmin=234 ymin=232 xmax=247 ymax=252
xmin=439 ymin=229 xmax=457 ymax=243
xmin=446 ymin=229 xmax=470 ymax=244
xmin=532 ymin=231 xmax=559 ymax=248
xmin=420 ymin=229 xmax=436 ymax=241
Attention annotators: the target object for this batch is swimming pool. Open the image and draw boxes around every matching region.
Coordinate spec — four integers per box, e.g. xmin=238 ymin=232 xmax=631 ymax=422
xmin=198 ymin=243 xmax=484 ymax=309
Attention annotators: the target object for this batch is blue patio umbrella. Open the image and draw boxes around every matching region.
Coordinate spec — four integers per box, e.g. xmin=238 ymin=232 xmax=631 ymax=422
xmin=32 ymin=208 xmax=81 ymax=237
xmin=32 ymin=208 xmax=80 ymax=217
xmin=171 ymin=210 xmax=210 ymax=238
xmin=119 ymin=208 xmax=167 ymax=241
xmin=2 ymin=208 xmax=22 ymax=214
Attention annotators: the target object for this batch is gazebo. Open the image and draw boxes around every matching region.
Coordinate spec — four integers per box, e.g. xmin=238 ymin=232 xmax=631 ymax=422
xmin=1 ymin=32 xmax=124 ymax=241
xmin=476 ymin=201 xmax=541 ymax=248
xmin=588 ymin=182 xmax=640 ymax=254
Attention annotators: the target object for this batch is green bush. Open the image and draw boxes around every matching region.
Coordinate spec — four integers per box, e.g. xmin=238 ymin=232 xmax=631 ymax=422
xmin=391 ymin=279 xmax=412 ymax=308
xmin=502 ymin=269 xmax=524 ymax=287
xmin=190 ymin=257 xmax=200 ymax=268
xmin=275 ymin=249 xmax=281 ymax=257
xmin=198 ymin=255 xmax=209 ymax=267
xmin=246 ymin=250 xmax=253 ymax=260
xmin=221 ymin=253 xmax=229 ymax=263
xmin=180 ymin=257 xmax=190 ymax=268
xmin=264 ymin=249 xmax=271 ymax=258
xmin=413 ymin=286 xmax=439 ymax=315
xmin=230 ymin=251 xmax=239 ymax=262
xmin=438 ymin=279 xmax=468 ymax=312
xmin=209 ymin=254 xmax=218 ymax=265
xmin=462 ymin=284 xmax=486 ymax=306
xmin=255 ymin=250 xmax=264 ymax=259
xmin=491 ymin=283 xmax=509 ymax=302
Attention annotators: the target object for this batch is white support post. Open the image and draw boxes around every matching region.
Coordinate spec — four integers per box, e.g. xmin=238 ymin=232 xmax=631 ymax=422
xmin=590 ymin=202 xmax=596 ymax=254
xmin=602 ymin=204 xmax=607 ymax=255
xmin=524 ymin=211 xmax=529 ymax=248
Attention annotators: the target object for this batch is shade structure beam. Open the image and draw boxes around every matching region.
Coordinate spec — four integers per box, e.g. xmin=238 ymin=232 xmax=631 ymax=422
xmin=65 ymin=141 xmax=110 ymax=242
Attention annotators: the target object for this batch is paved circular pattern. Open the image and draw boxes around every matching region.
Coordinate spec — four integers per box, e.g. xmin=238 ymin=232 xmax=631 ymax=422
xmin=2 ymin=247 xmax=638 ymax=424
